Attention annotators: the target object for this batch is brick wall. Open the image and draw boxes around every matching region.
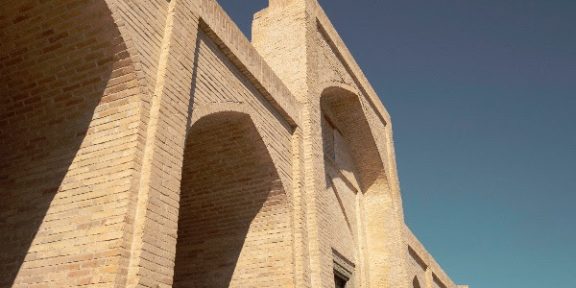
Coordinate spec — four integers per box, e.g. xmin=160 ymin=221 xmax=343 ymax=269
xmin=320 ymin=89 xmax=398 ymax=288
xmin=322 ymin=103 xmax=365 ymax=287
xmin=190 ymin=30 xmax=293 ymax=192
xmin=253 ymin=1 xmax=415 ymax=288
xmin=170 ymin=25 xmax=297 ymax=287
xmin=404 ymin=226 xmax=459 ymax=288
xmin=0 ymin=0 xmax=465 ymax=287
xmin=407 ymin=247 xmax=428 ymax=288
xmin=175 ymin=112 xmax=292 ymax=287
xmin=0 ymin=0 xmax=145 ymax=286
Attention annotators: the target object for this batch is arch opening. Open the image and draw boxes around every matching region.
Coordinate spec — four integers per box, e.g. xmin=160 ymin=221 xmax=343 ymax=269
xmin=173 ymin=112 xmax=292 ymax=287
xmin=320 ymin=87 xmax=387 ymax=192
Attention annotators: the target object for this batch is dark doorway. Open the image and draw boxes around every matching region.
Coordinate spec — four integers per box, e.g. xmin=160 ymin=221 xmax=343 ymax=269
xmin=334 ymin=272 xmax=349 ymax=288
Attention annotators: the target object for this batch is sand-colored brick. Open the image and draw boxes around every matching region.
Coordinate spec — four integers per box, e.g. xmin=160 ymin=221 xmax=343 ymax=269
xmin=0 ymin=0 xmax=466 ymax=287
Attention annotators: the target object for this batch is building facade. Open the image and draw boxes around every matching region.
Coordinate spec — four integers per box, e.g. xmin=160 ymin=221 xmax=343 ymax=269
xmin=0 ymin=0 xmax=467 ymax=287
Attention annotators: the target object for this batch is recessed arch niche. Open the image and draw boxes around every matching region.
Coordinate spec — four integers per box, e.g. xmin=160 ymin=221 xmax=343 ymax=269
xmin=320 ymin=86 xmax=393 ymax=287
xmin=173 ymin=111 xmax=292 ymax=288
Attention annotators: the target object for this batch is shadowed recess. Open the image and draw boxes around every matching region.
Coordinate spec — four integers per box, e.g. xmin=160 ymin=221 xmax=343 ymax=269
xmin=174 ymin=112 xmax=292 ymax=288
xmin=321 ymin=87 xmax=388 ymax=192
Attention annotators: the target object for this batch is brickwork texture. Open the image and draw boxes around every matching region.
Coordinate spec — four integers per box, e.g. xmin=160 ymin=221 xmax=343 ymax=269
xmin=0 ymin=0 xmax=466 ymax=287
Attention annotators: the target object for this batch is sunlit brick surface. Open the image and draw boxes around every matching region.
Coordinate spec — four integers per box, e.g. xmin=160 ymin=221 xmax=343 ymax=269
xmin=0 ymin=0 xmax=465 ymax=287
xmin=0 ymin=0 xmax=142 ymax=286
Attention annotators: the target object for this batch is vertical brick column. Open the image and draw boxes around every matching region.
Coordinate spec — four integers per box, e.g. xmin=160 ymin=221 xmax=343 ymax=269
xmin=119 ymin=1 xmax=202 ymax=287
xmin=254 ymin=2 xmax=316 ymax=287
xmin=255 ymin=1 xmax=413 ymax=288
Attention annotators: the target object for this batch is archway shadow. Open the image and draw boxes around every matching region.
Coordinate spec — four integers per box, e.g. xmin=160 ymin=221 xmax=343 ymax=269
xmin=174 ymin=112 xmax=288 ymax=288
xmin=0 ymin=0 xmax=121 ymax=285
xmin=321 ymin=87 xmax=388 ymax=192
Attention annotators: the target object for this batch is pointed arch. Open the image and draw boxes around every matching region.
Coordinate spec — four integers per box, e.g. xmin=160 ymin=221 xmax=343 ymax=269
xmin=320 ymin=86 xmax=389 ymax=193
xmin=321 ymin=86 xmax=399 ymax=287
xmin=174 ymin=111 xmax=292 ymax=287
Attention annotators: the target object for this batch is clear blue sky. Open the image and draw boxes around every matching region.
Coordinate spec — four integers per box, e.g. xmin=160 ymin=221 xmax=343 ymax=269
xmin=217 ymin=1 xmax=576 ymax=287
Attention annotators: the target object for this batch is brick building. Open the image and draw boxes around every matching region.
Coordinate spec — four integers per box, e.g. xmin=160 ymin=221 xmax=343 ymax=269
xmin=0 ymin=0 xmax=467 ymax=287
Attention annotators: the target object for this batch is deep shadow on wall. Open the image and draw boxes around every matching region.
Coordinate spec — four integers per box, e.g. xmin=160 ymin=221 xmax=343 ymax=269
xmin=0 ymin=0 xmax=122 ymax=285
xmin=174 ymin=112 xmax=292 ymax=287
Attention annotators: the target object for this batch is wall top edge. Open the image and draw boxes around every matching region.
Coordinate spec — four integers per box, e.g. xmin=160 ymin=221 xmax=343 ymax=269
xmin=404 ymin=225 xmax=461 ymax=288
xmin=192 ymin=0 xmax=302 ymax=128
xmin=309 ymin=0 xmax=392 ymax=124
